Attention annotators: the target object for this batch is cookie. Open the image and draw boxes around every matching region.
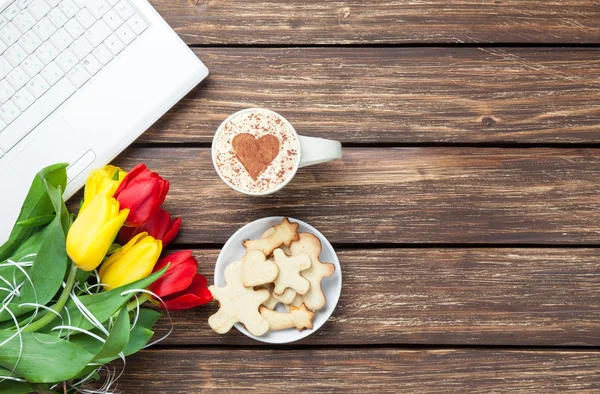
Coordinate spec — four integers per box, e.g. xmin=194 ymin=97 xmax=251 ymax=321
xmin=289 ymin=233 xmax=336 ymax=311
xmin=272 ymin=287 xmax=297 ymax=304
xmin=259 ymin=303 xmax=315 ymax=331
xmin=244 ymin=218 xmax=299 ymax=256
xmin=261 ymin=227 xmax=291 ymax=255
xmin=272 ymin=248 xmax=311 ymax=295
xmin=242 ymin=250 xmax=279 ymax=287
xmin=284 ymin=294 xmax=305 ymax=312
xmin=255 ymin=283 xmax=279 ymax=310
xmin=208 ymin=261 xmax=271 ymax=336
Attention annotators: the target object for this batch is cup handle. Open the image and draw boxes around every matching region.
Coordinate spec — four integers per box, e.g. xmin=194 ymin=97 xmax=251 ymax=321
xmin=298 ymin=135 xmax=343 ymax=168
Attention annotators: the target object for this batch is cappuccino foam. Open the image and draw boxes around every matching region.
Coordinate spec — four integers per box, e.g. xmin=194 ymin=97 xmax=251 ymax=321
xmin=214 ymin=110 xmax=299 ymax=193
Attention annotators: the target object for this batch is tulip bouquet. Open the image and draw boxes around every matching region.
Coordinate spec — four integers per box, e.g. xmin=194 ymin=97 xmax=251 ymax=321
xmin=0 ymin=163 xmax=212 ymax=393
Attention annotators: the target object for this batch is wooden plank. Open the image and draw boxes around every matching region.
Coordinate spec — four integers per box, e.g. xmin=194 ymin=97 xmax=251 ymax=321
xmin=118 ymin=348 xmax=600 ymax=392
xmin=151 ymin=0 xmax=600 ymax=45
xmin=152 ymin=249 xmax=600 ymax=346
xmin=112 ymin=147 xmax=600 ymax=244
xmin=139 ymin=48 xmax=600 ymax=144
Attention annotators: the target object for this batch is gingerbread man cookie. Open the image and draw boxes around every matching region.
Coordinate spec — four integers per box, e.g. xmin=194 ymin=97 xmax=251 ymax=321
xmin=209 ymin=261 xmax=270 ymax=336
xmin=289 ymin=233 xmax=335 ymax=311
xmin=244 ymin=218 xmax=299 ymax=256
xmin=259 ymin=303 xmax=315 ymax=331
xmin=242 ymin=250 xmax=279 ymax=287
xmin=272 ymin=287 xmax=297 ymax=304
xmin=272 ymin=248 xmax=311 ymax=295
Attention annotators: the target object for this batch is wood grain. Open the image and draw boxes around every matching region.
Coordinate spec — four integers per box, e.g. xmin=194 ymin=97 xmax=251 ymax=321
xmin=139 ymin=48 xmax=600 ymax=144
xmin=150 ymin=0 xmax=600 ymax=45
xmin=152 ymin=249 xmax=600 ymax=346
xmin=118 ymin=348 xmax=600 ymax=393
xmin=112 ymin=147 xmax=600 ymax=244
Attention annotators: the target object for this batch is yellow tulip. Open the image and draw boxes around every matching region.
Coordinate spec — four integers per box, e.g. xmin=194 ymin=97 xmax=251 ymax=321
xmin=81 ymin=165 xmax=127 ymax=211
xmin=99 ymin=232 xmax=162 ymax=291
xmin=67 ymin=195 xmax=129 ymax=271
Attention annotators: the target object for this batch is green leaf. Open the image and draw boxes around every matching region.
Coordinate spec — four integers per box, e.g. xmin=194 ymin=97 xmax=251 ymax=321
xmin=136 ymin=308 xmax=161 ymax=330
xmin=44 ymin=267 xmax=167 ymax=335
xmin=93 ymin=307 xmax=130 ymax=361
xmin=16 ymin=214 xmax=56 ymax=228
xmin=0 ymin=163 xmax=67 ymax=262
xmin=0 ymin=191 xmax=68 ymax=322
xmin=0 ymin=379 xmax=34 ymax=394
xmin=0 ymin=330 xmax=95 ymax=383
xmin=0 ymin=366 xmax=33 ymax=393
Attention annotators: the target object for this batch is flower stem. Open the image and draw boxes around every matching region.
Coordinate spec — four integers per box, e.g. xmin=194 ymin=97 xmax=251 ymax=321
xmin=24 ymin=263 xmax=79 ymax=332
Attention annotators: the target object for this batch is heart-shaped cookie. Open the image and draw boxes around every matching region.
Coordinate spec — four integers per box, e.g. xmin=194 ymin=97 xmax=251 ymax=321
xmin=232 ymin=133 xmax=280 ymax=180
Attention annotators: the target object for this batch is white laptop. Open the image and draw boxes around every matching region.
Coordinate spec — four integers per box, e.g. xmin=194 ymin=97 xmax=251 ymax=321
xmin=0 ymin=0 xmax=208 ymax=243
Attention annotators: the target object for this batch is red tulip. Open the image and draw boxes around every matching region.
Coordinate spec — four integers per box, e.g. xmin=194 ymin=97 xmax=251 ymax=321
xmin=113 ymin=164 xmax=169 ymax=227
xmin=149 ymin=251 xmax=212 ymax=311
xmin=118 ymin=208 xmax=182 ymax=247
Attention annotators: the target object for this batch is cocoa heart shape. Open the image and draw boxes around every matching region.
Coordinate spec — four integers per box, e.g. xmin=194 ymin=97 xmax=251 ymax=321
xmin=232 ymin=133 xmax=281 ymax=180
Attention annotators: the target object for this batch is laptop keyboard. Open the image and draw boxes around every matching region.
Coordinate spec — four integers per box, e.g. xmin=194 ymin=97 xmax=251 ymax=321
xmin=0 ymin=0 xmax=148 ymax=158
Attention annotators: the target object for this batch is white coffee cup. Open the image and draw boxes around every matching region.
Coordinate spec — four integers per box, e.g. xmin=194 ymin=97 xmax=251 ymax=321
xmin=212 ymin=108 xmax=342 ymax=196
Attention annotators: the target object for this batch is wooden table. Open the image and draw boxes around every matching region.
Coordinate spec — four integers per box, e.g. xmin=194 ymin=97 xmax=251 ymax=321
xmin=115 ymin=1 xmax=600 ymax=392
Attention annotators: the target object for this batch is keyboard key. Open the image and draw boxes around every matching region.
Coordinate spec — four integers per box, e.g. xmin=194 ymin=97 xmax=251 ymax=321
xmin=102 ymin=9 xmax=122 ymax=30
xmin=47 ymin=8 xmax=67 ymax=28
xmin=115 ymin=23 xmax=134 ymax=45
xmin=65 ymin=18 xmax=84 ymax=38
xmin=87 ymin=0 xmax=110 ymax=19
xmin=0 ymin=15 xmax=9 ymax=30
xmin=0 ymin=22 xmax=21 ymax=46
xmin=26 ymin=74 xmax=50 ymax=98
xmin=13 ymin=87 xmax=35 ymax=111
xmin=46 ymin=0 xmax=61 ymax=6
xmin=85 ymin=19 xmax=110 ymax=47
xmin=70 ymin=35 xmax=92 ymax=59
xmin=5 ymin=43 xmax=27 ymax=66
xmin=0 ymin=77 xmax=76 ymax=151
xmin=0 ymin=80 xmax=16 ymax=103
xmin=27 ymin=0 xmax=51 ymax=20
xmin=104 ymin=33 xmax=123 ymax=55
xmin=22 ymin=53 xmax=44 ymax=76
xmin=0 ymin=101 xmax=20 ymax=124
xmin=0 ymin=57 xmax=12 ymax=79
xmin=114 ymin=0 xmax=133 ymax=20
xmin=49 ymin=27 xmax=72 ymax=51
xmin=13 ymin=10 xmax=35 ymax=33
xmin=75 ymin=8 xmax=95 ymax=29
xmin=107 ymin=0 xmax=119 ymax=6
xmin=59 ymin=0 xmax=78 ymax=18
xmin=0 ymin=40 xmax=7 ymax=55
xmin=2 ymin=4 xmax=21 ymax=21
xmin=7 ymin=66 xmax=29 ymax=90
xmin=92 ymin=43 xmax=112 ymax=65
xmin=41 ymin=61 xmax=63 ymax=85
xmin=35 ymin=41 xmax=58 ymax=64
xmin=127 ymin=13 xmax=147 ymax=35
xmin=66 ymin=63 xmax=89 ymax=87
xmin=16 ymin=0 xmax=35 ymax=9
xmin=19 ymin=30 xmax=42 ymax=54
xmin=82 ymin=52 xmax=100 ymax=75
xmin=0 ymin=120 xmax=6 ymax=134
xmin=55 ymin=47 xmax=77 ymax=71
xmin=33 ymin=16 xmax=56 ymax=40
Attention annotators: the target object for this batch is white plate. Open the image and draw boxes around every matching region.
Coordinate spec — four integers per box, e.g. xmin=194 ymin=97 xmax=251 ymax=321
xmin=214 ymin=216 xmax=342 ymax=344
